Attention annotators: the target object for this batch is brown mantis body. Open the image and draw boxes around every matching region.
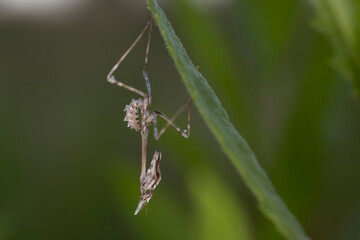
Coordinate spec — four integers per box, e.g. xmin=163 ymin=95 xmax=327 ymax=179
xmin=107 ymin=14 xmax=191 ymax=215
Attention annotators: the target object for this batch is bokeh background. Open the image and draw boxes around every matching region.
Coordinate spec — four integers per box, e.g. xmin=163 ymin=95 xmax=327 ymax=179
xmin=1 ymin=0 xmax=360 ymax=239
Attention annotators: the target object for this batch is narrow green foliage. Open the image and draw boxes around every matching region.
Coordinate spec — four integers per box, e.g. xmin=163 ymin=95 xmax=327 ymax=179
xmin=187 ymin=168 xmax=253 ymax=240
xmin=146 ymin=0 xmax=310 ymax=239
xmin=310 ymin=0 xmax=360 ymax=100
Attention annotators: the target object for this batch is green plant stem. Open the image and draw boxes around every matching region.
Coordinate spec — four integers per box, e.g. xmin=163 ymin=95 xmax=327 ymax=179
xmin=146 ymin=0 xmax=310 ymax=239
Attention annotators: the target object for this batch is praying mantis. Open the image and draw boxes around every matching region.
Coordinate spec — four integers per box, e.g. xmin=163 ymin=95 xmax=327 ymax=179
xmin=107 ymin=14 xmax=191 ymax=215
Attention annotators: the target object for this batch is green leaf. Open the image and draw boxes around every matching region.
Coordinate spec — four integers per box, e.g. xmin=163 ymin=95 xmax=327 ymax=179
xmin=187 ymin=168 xmax=253 ymax=240
xmin=309 ymin=0 xmax=360 ymax=100
xmin=146 ymin=0 xmax=310 ymax=239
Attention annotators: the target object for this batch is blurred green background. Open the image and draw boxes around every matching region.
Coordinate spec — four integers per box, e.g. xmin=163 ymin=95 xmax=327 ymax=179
xmin=0 ymin=0 xmax=360 ymax=239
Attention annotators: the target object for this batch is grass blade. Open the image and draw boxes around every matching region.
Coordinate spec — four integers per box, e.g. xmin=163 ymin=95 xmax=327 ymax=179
xmin=146 ymin=0 xmax=310 ymax=239
xmin=309 ymin=0 xmax=360 ymax=100
xmin=187 ymin=168 xmax=254 ymax=240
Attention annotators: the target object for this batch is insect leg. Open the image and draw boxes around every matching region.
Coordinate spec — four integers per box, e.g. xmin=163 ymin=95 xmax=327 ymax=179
xmin=153 ymin=99 xmax=191 ymax=140
xmin=107 ymin=14 xmax=152 ymax=97
xmin=143 ymin=15 xmax=153 ymax=103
